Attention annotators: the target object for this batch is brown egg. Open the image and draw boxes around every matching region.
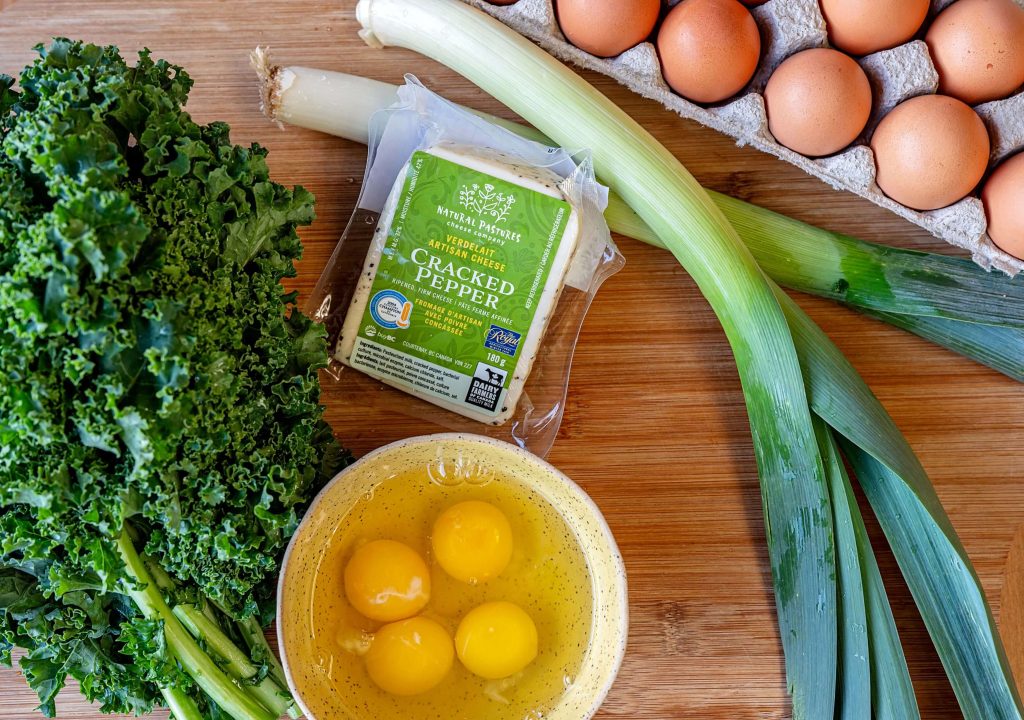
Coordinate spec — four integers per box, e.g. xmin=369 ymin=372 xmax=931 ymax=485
xmin=926 ymin=0 xmax=1024 ymax=105
xmin=763 ymin=48 xmax=872 ymax=157
xmin=821 ymin=0 xmax=929 ymax=56
xmin=982 ymin=152 xmax=1024 ymax=259
xmin=557 ymin=0 xmax=661 ymax=58
xmin=871 ymin=95 xmax=990 ymax=211
xmin=657 ymin=0 xmax=761 ymax=104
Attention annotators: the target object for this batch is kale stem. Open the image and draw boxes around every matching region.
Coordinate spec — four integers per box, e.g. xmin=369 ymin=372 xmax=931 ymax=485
xmin=159 ymin=686 xmax=203 ymax=720
xmin=141 ymin=553 xmax=176 ymax=594
xmin=199 ymin=598 xmax=220 ymax=627
xmin=140 ymin=556 xmax=221 ymax=628
xmin=115 ymin=527 xmax=277 ymax=720
xmin=174 ymin=604 xmax=297 ymax=718
xmin=212 ymin=598 xmax=290 ymax=693
xmin=141 ymin=549 xmax=297 ymax=717
xmin=239 ymin=614 xmax=290 ymax=693
xmin=235 ymin=613 xmax=300 ymax=719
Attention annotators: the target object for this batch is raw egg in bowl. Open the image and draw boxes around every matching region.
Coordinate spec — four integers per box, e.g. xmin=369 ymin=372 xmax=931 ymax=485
xmin=278 ymin=434 xmax=628 ymax=720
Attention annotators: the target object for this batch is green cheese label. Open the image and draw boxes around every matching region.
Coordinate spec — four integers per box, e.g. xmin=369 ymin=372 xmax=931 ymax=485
xmin=349 ymin=150 xmax=571 ymax=419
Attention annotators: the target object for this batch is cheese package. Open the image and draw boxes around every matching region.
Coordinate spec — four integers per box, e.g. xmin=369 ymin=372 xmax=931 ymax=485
xmin=307 ymin=77 xmax=621 ymax=454
xmin=337 ymin=143 xmax=581 ymax=425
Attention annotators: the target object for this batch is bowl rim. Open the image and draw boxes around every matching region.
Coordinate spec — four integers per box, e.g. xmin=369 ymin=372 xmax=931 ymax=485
xmin=276 ymin=431 xmax=629 ymax=720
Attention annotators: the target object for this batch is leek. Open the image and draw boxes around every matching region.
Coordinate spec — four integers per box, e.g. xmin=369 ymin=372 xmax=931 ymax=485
xmin=820 ymin=424 xmax=920 ymax=720
xmin=816 ymin=418 xmax=870 ymax=720
xmin=351 ymin=1 xmax=1023 ymax=717
xmin=866 ymin=311 xmax=1024 ymax=382
xmin=357 ymin=2 xmax=839 ymax=716
xmin=774 ymin=285 xmax=1024 ymax=718
xmin=607 ymin=190 xmax=1024 ymax=328
xmin=845 ymin=438 xmax=1022 ymax=718
xmin=851 ymin=484 xmax=920 ymax=720
xmin=252 ymin=48 xmax=396 ymax=144
xmin=252 ymin=58 xmax=1024 ymax=382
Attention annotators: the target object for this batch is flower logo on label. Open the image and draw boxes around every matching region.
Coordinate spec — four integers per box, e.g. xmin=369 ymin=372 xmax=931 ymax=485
xmin=458 ymin=183 xmax=517 ymax=224
xmin=369 ymin=289 xmax=413 ymax=330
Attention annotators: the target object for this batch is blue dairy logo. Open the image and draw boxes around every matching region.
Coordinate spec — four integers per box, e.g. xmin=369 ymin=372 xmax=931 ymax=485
xmin=484 ymin=325 xmax=521 ymax=356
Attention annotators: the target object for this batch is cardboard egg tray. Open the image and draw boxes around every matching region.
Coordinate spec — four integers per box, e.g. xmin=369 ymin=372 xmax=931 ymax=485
xmin=465 ymin=0 xmax=1024 ymax=276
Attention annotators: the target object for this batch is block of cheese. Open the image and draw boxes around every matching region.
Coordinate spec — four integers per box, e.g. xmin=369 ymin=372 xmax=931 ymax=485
xmin=337 ymin=142 xmax=581 ymax=425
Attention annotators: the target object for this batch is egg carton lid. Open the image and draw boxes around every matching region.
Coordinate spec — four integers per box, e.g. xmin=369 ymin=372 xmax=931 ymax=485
xmin=465 ymin=0 xmax=1024 ymax=277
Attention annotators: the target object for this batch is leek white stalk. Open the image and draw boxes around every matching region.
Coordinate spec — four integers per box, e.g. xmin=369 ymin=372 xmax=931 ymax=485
xmin=356 ymin=1 xmax=836 ymax=716
xmin=252 ymin=48 xmax=394 ymax=144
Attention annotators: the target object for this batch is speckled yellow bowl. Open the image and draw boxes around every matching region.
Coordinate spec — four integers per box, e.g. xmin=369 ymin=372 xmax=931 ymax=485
xmin=277 ymin=433 xmax=628 ymax=720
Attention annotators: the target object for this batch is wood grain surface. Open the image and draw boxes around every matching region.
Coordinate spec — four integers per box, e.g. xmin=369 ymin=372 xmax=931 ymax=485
xmin=1003 ymin=525 xmax=1024 ymax=706
xmin=1 ymin=2 xmax=1022 ymax=718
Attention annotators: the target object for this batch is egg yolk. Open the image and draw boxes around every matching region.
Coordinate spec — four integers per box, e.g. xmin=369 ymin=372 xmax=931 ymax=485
xmin=365 ymin=616 xmax=454 ymax=696
xmin=344 ymin=540 xmax=430 ymax=622
xmin=432 ymin=500 xmax=513 ymax=584
xmin=455 ymin=601 xmax=538 ymax=679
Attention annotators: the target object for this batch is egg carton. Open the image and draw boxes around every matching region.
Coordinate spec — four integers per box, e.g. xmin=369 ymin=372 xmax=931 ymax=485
xmin=464 ymin=0 xmax=1024 ymax=276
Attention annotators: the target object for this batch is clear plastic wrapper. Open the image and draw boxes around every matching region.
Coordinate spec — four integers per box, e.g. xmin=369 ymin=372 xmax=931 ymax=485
xmin=307 ymin=77 xmax=622 ymax=456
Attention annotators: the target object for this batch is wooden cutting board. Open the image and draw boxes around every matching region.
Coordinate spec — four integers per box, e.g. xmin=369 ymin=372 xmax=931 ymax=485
xmin=1 ymin=2 xmax=1022 ymax=718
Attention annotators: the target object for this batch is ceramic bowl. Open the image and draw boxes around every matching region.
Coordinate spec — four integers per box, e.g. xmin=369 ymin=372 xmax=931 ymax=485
xmin=277 ymin=432 xmax=628 ymax=719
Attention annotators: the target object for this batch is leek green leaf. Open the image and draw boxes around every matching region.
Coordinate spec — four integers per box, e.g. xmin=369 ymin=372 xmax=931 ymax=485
xmin=815 ymin=418 xmax=870 ymax=720
xmin=843 ymin=457 xmax=920 ymax=720
xmin=604 ymin=192 xmax=1024 ymax=329
xmin=865 ymin=311 xmax=1024 ymax=383
xmin=842 ymin=442 xmax=1023 ymax=719
xmin=774 ymin=285 xmax=1023 ymax=720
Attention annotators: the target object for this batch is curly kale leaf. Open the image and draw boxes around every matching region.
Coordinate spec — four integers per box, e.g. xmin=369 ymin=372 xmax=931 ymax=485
xmin=0 ymin=39 xmax=348 ymax=716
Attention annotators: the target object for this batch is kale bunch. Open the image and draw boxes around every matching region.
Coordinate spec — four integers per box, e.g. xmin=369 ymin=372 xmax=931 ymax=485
xmin=0 ymin=40 xmax=347 ymax=718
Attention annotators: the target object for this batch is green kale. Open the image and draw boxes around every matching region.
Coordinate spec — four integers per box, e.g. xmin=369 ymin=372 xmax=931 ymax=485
xmin=0 ymin=40 xmax=348 ymax=718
